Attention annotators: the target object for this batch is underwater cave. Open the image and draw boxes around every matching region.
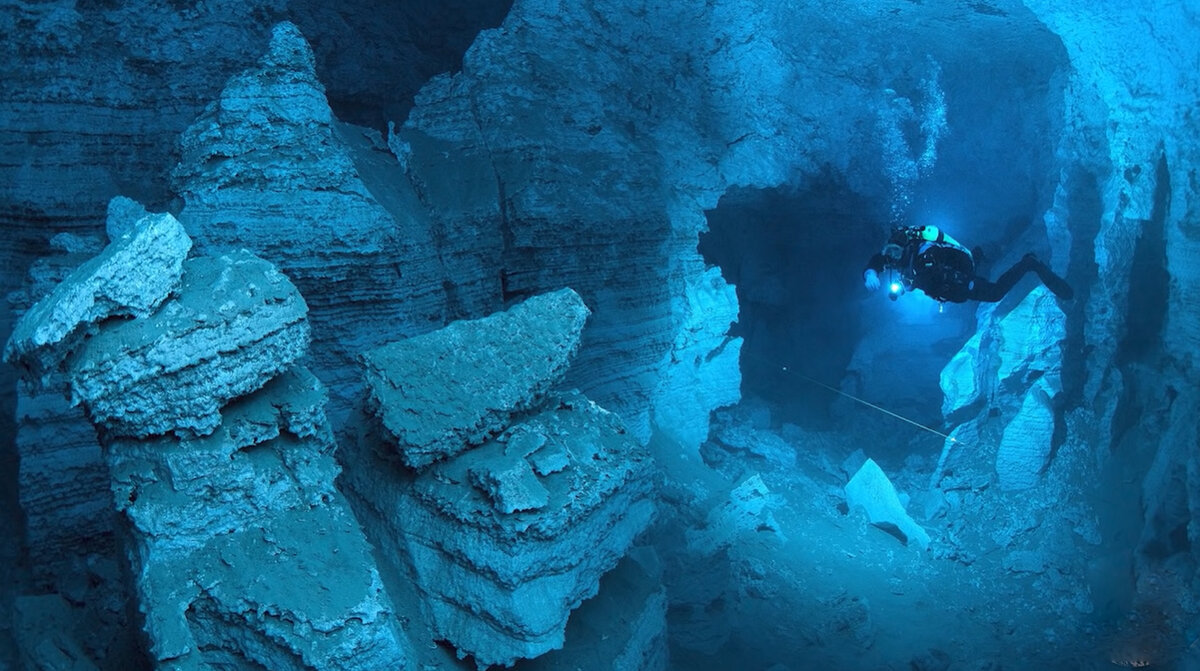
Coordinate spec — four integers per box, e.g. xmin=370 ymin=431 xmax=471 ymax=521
xmin=1 ymin=0 xmax=1198 ymax=669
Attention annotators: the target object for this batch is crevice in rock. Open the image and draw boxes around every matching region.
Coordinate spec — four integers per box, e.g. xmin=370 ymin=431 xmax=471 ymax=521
xmin=1117 ymin=151 xmax=1172 ymax=365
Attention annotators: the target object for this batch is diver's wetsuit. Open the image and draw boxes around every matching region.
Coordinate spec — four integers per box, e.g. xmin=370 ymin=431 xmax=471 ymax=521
xmin=865 ymin=227 xmax=1074 ymax=303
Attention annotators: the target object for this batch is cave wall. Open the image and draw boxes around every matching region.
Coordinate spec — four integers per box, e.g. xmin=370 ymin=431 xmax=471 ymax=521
xmin=1021 ymin=0 xmax=1200 ymax=638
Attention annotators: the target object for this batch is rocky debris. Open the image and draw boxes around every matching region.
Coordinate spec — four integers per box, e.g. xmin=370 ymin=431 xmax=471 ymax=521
xmin=707 ymin=414 xmax=798 ymax=469
xmin=685 ymin=474 xmax=786 ymax=556
xmin=936 ymin=287 xmax=1066 ymax=491
xmin=3 ymin=211 xmax=191 ymax=381
xmin=108 ymin=366 xmax=409 ymax=670
xmin=844 ymin=458 xmax=930 ymax=550
xmin=67 ymin=250 xmax=309 ymax=438
xmin=362 ymin=288 xmax=590 ymax=468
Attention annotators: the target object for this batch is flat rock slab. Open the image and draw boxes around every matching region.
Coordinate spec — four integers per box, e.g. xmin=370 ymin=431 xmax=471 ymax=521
xmin=362 ymin=287 xmax=590 ymax=469
xmin=4 ymin=211 xmax=191 ymax=381
xmin=69 ymin=250 xmax=309 ymax=438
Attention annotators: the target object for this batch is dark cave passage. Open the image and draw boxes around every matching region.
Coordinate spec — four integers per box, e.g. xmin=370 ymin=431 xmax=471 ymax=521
xmin=700 ymin=179 xmax=880 ymax=427
xmin=701 ymin=10 xmax=1070 ymax=432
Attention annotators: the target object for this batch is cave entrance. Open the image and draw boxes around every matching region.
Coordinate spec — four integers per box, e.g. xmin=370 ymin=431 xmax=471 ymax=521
xmin=700 ymin=177 xmax=882 ymax=428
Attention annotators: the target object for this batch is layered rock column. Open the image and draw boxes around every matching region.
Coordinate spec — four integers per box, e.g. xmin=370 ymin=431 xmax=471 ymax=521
xmin=5 ymin=210 xmax=410 ymax=670
xmin=341 ymin=289 xmax=658 ymax=667
xmin=173 ymin=22 xmax=480 ymax=425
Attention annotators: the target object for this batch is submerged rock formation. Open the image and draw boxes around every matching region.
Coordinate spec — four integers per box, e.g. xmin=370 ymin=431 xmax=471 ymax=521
xmin=361 ymin=288 xmax=590 ymax=468
xmin=936 ymin=287 xmax=1067 ymax=490
xmin=4 ymin=207 xmax=410 ymax=669
xmin=107 ymin=367 xmax=407 ymax=670
xmin=173 ymin=21 xmax=478 ymax=426
xmin=343 ymin=290 xmax=657 ymax=667
xmin=3 ymin=211 xmax=190 ymax=382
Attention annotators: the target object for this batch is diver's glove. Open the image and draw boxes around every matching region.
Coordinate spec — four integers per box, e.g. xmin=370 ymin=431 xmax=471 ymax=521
xmin=864 ymin=268 xmax=881 ymax=291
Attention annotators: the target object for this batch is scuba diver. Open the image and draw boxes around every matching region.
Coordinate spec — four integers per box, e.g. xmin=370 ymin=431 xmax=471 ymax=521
xmin=863 ymin=225 xmax=1074 ymax=303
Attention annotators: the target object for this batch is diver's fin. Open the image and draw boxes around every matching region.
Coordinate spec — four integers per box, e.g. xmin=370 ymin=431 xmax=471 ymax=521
xmin=1031 ymin=261 xmax=1074 ymax=300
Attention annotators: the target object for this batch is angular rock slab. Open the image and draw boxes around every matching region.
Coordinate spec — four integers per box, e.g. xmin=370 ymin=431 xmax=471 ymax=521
xmin=845 ymin=458 xmax=930 ymax=550
xmin=68 ymin=250 xmax=309 ymax=438
xmin=344 ymin=391 xmax=656 ymax=668
xmin=108 ymin=367 xmax=409 ymax=670
xmin=363 ymin=288 xmax=590 ymax=468
xmin=4 ymin=210 xmax=191 ymax=381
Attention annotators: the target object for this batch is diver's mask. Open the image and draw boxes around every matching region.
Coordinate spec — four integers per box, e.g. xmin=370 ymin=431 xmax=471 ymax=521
xmin=882 ymin=243 xmax=903 ymax=262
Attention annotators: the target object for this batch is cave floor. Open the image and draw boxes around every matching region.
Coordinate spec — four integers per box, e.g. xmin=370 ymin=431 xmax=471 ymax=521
xmin=655 ymin=401 xmax=1179 ymax=671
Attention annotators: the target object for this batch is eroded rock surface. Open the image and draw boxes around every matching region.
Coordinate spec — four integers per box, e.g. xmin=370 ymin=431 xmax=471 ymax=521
xmin=345 ymin=290 xmax=655 ymax=668
xmin=5 ymin=209 xmax=409 ymax=669
xmin=348 ymin=390 xmax=655 ymax=668
xmin=936 ymin=287 xmax=1066 ymax=489
xmin=108 ymin=367 xmax=408 ymax=670
xmin=845 ymin=458 xmax=931 ymax=550
xmin=4 ymin=211 xmax=191 ymax=381
xmin=362 ymin=288 xmax=590 ymax=468
xmin=174 ymin=21 xmax=470 ymax=425
xmin=68 ymin=250 xmax=310 ymax=438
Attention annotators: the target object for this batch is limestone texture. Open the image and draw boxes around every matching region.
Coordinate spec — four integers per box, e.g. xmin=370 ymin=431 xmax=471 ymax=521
xmin=522 ymin=550 xmax=669 ymax=671
xmin=108 ymin=367 xmax=409 ymax=670
xmin=6 ymin=232 xmax=116 ymax=590
xmin=845 ymin=458 xmax=930 ymax=550
xmin=362 ymin=288 xmax=590 ymax=468
xmin=173 ymin=21 xmax=475 ymax=427
xmin=68 ymin=250 xmax=310 ymax=438
xmin=935 ymin=287 xmax=1066 ymax=488
xmin=348 ymin=390 xmax=655 ymax=667
xmin=4 ymin=211 xmax=191 ymax=381
xmin=345 ymin=292 xmax=654 ymax=668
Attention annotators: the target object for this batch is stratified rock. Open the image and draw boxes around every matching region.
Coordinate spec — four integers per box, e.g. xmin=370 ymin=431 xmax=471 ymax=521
xmin=67 ymin=250 xmax=309 ymax=438
xmin=523 ymin=550 xmax=669 ymax=671
xmin=173 ymin=21 xmax=467 ymax=425
xmin=4 ymin=211 xmax=191 ymax=381
xmin=362 ymin=288 xmax=590 ymax=468
xmin=845 ymin=458 xmax=930 ymax=550
xmin=108 ymin=367 xmax=409 ymax=670
xmin=344 ymin=391 xmax=655 ymax=668
xmin=14 ymin=383 xmax=111 ymax=585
